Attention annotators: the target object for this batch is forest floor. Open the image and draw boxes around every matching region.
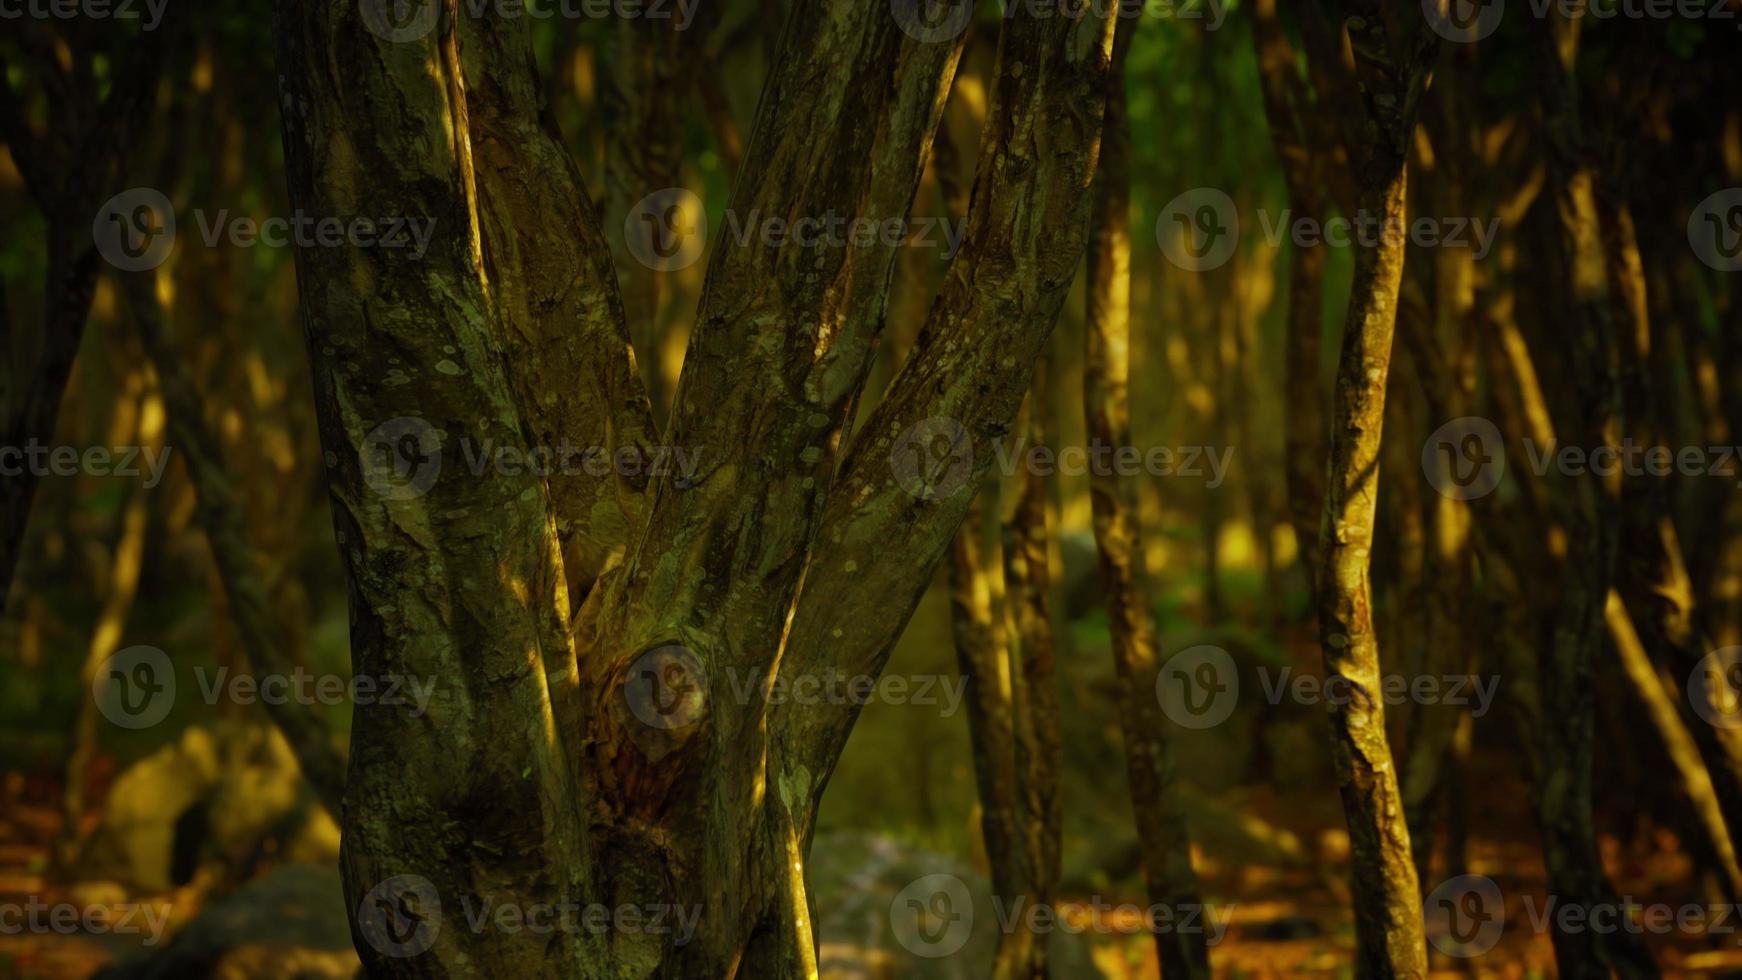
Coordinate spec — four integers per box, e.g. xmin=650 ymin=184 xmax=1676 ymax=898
xmin=4 ymin=758 xmax=1742 ymax=978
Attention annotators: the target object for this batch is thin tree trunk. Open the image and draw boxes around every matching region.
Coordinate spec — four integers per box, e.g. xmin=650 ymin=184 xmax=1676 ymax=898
xmin=1533 ymin=9 xmax=1657 ymax=976
xmin=1313 ymin=5 xmax=1436 ymax=974
xmin=1606 ymin=590 xmax=1742 ymax=898
xmin=1000 ymin=363 xmax=1063 ymax=980
xmin=1250 ymin=0 xmax=1327 ymax=578
xmin=1083 ymin=17 xmax=1209 ymax=978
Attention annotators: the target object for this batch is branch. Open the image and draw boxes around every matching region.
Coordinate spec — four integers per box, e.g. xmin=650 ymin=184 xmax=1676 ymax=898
xmin=455 ymin=9 xmax=660 ymax=607
xmin=594 ymin=0 xmax=964 ymax=680
xmin=774 ymin=3 xmax=1119 ymax=814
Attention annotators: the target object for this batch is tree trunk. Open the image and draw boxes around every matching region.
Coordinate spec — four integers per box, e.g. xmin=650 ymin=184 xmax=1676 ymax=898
xmin=1083 ymin=17 xmax=1210 ymax=978
xmin=1313 ymin=6 xmax=1436 ymax=975
xmin=270 ymin=0 xmax=1113 ymax=973
xmin=1532 ymin=9 xmax=1658 ymax=977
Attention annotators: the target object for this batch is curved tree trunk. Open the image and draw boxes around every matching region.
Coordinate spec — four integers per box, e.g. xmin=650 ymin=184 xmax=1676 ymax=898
xmin=1312 ymin=5 xmax=1436 ymax=975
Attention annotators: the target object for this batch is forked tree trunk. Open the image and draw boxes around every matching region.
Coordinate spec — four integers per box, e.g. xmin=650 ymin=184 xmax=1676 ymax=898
xmin=1313 ymin=6 xmax=1435 ymax=975
xmin=1083 ymin=17 xmax=1209 ymax=979
xmin=270 ymin=0 xmax=1114 ymax=974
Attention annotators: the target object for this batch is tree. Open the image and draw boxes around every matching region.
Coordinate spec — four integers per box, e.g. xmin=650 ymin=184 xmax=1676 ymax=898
xmin=269 ymin=1 xmax=1115 ymax=973
xmin=1310 ymin=4 xmax=1437 ymax=974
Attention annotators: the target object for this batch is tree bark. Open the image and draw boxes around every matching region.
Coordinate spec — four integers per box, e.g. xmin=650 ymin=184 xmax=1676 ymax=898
xmin=270 ymin=0 xmax=1111 ymax=973
xmin=1313 ymin=6 xmax=1436 ymax=975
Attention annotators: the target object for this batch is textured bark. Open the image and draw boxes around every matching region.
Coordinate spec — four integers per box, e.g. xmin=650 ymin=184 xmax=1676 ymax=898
xmin=270 ymin=0 xmax=1111 ymax=974
xmin=1313 ymin=5 xmax=1435 ymax=975
xmin=1083 ymin=17 xmax=1208 ymax=979
xmin=273 ymin=7 xmax=612 ymax=972
xmin=772 ymin=7 xmax=1116 ymax=824
xmin=123 ymin=270 xmax=348 ymax=815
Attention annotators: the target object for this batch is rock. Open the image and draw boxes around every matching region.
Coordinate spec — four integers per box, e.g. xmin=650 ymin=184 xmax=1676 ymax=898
xmin=95 ymin=863 xmax=356 ymax=980
xmin=809 ymin=831 xmax=1103 ymax=980
xmin=83 ymin=722 xmax=337 ymax=892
